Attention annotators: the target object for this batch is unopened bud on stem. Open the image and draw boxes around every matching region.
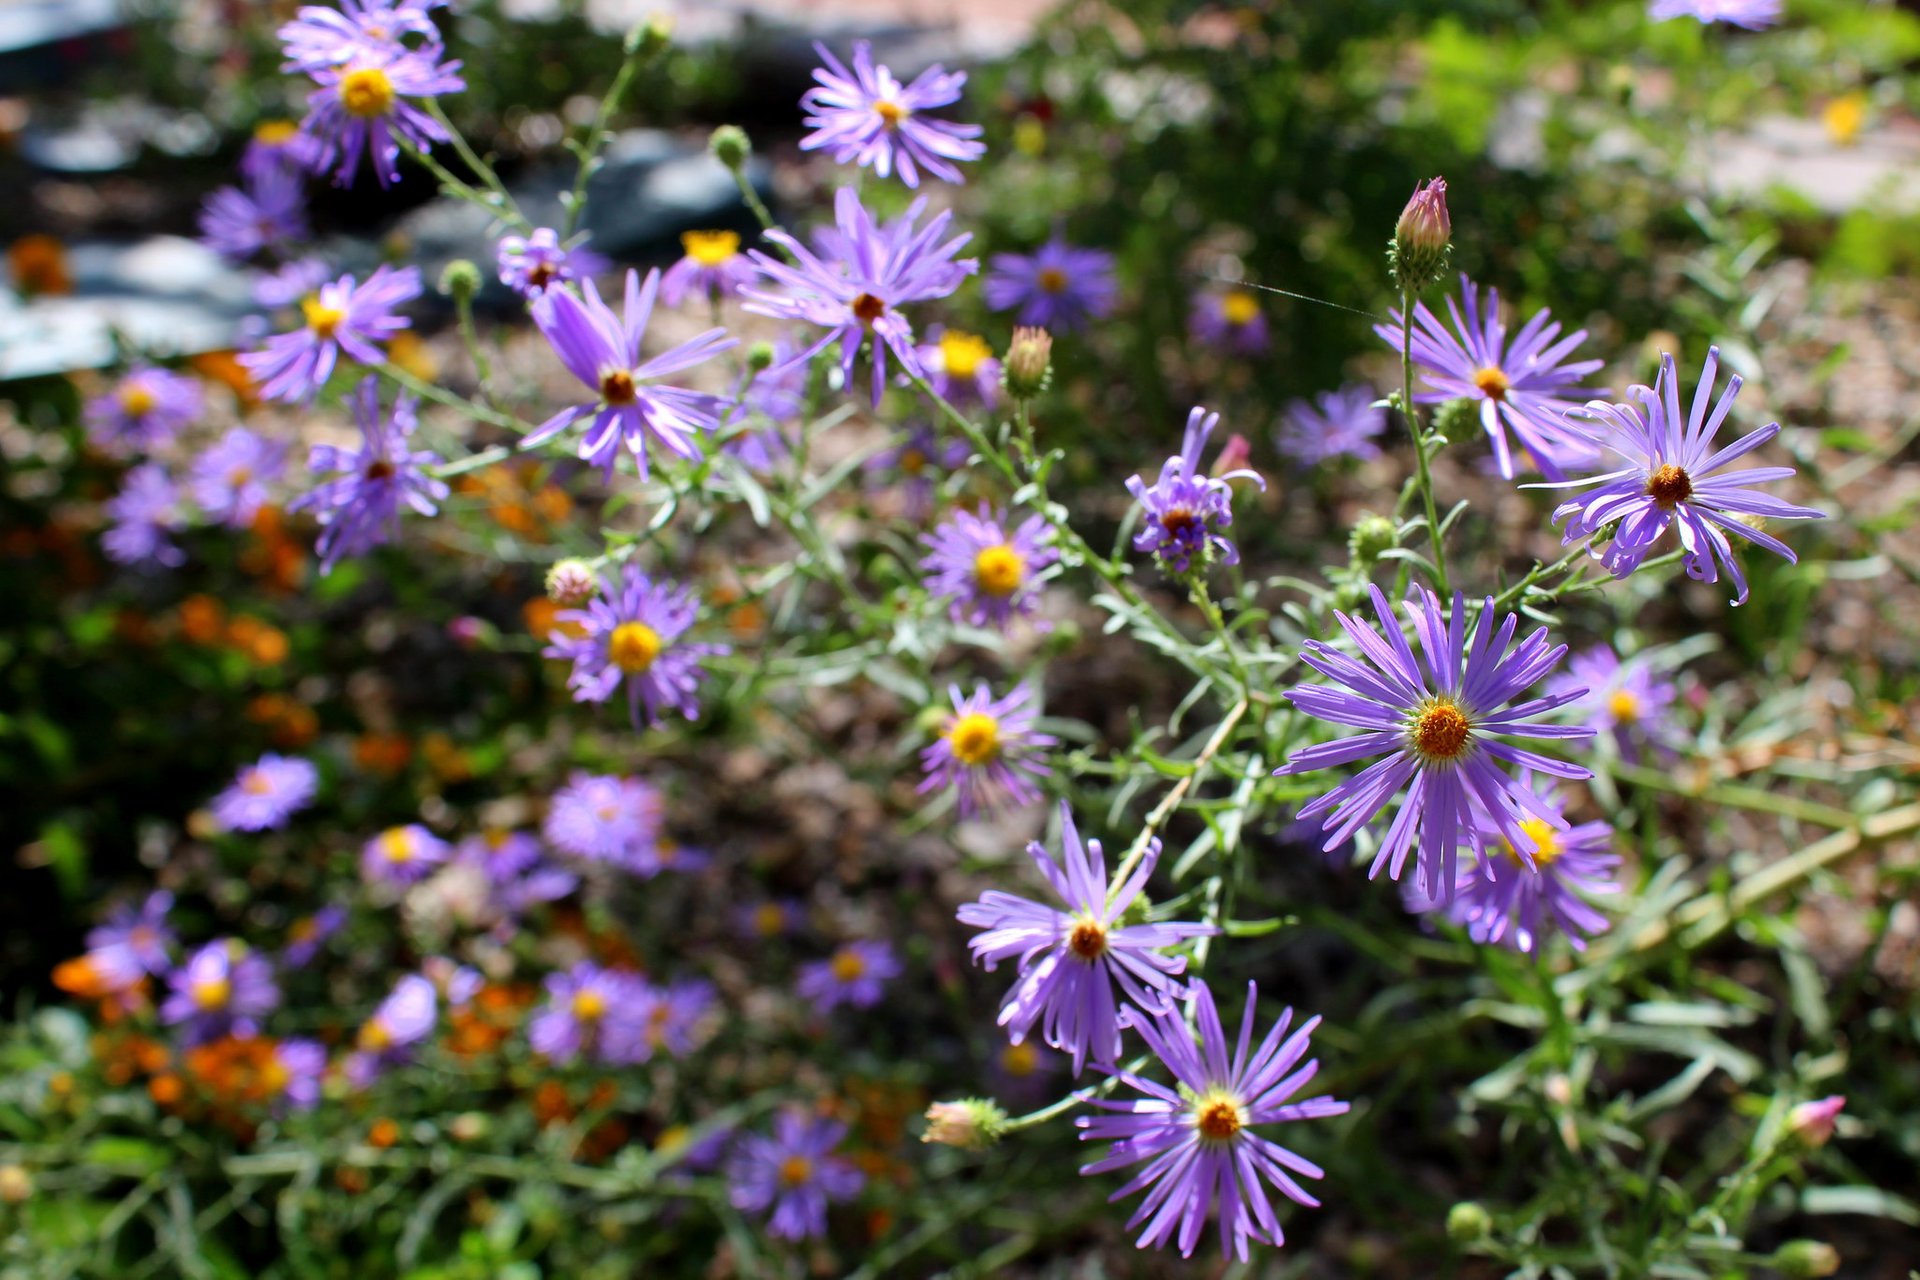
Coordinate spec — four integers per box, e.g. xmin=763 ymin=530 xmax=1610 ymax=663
xmin=1002 ymin=326 xmax=1053 ymax=401
xmin=922 ymin=1098 xmax=1008 ymax=1151
xmin=708 ymin=125 xmax=751 ymax=172
xmin=1388 ymin=176 xmax=1451 ymax=295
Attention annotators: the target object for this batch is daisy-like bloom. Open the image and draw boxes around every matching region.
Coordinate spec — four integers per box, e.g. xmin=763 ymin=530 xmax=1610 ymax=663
xmin=799 ymin=40 xmax=985 ymax=188
xmin=102 ymin=464 xmax=185 ymax=570
xmin=278 ymin=0 xmax=446 ymax=72
xmin=210 ymin=753 xmax=319 ymax=832
xmin=190 ymin=427 xmax=288 ymax=528
xmin=361 ymin=823 xmax=451 ymax=886
xmin=527 ymin=962 xmax=647 ymax=1065
xmin=1189 ymin=288 xmax=1269 ymax=355
xmin=728 ymin=1110 xmax=865 ymax=1241
xmin=282 ymin=905 xmax=346 ymax=966
xmin=956 ymin=802 xmax=1216 ymax=1074
xmin=743 ymin=187 xmax=976 ymax=405
xmin=525 ymin=268 xmax=736 ymax=478
xmin=268 ymin=1039 xmax=328 ymax=1111
xmin=919 ymin=505 xmax=1058 ymax=629
xmin=456 ymin=830 xmax=577 ymax=921
xmin=1274 ymin=585 xmax=1595 ymax=907
xmin=1648 ymin=0 xmax=1780 ymax=28
xmin=242 ymin=119 xmax=323 ymax=181
xmin=1275 ymin=385 xmax=1387 ymax=467
xmin=161 ymin=941 xmax=281 ymax=1045
xmin=496 ymin=227 xmax=609 ymax=300
xmin=919 ymin=683 xmax=1057 ymax=817
xmin=738 ymin=899 xmax=805 ymax=941
xmin=1452 ymin=785 xmax=1619 ymax=953
xmin=1374 ymin=275 xmax=1605 ymax=479
xmin=983 ymin=238 xmax=1118 ymax=332
xmin=345 ymin=972 xmax=437 ymax=1086
xmin=197 ymin=166 xmax=310 ymax=262
xmin=917 ymin=328 xmax=1000 ymax=409
xmin=288 ymin=376 xmax=449 ymax=573
xmin=659 ymin=229 xmax=754 ymax=307
xmin=796 ymin=941 xmax=900 ymax=1014
xmin=541 ymin=772 xmax=664 ymax=866
xmin=1078 ymin=979 xmax=1349 ymax=1262
xmin=298 ymin=44 xmax=465 ymax=189
xmin=865 ymin=422 xmax=968 ymax=521
xmin=1547 ymin=347 xmax=1824 ymax=607
xmin=633 ymin=977 xmax=714 ymax=1058
xmin=241 ymin=264 xmax=420 ymax=402
xmin=543 ymin=564 xmax=730 ymax=728
xmin=1545 ymin=646 xmax=1684 ymax=763
xmin=1126 ymin=406 xmax=1265 ymax=574
xmin=85 ymin=366 xmax=203 ymax=453
xmin=85 ymin=891 xmax=176 ymax=988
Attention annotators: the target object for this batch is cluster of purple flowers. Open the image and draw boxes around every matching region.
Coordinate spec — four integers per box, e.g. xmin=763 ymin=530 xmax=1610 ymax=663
xmin=287 ymin=375 xmax=448 ymax=572
xmin=1125 ymin=406 xmax=1264 ymax=573
xmin=528 ymin=962 xmax=713 ymax=1065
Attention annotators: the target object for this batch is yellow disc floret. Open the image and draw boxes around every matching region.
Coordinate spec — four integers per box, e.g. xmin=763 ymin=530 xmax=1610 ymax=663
xmin=607 ymin=621 xmax=663 ymax=673
xmin=339 ymin=66 xmax=396 ymax=119
xmin=946 ymin=712 xmax=1001 ymax=766
xmin=1410 ymin=698 xmax=1472 ymax=763
xmin=973 ymin=544 xmax=1026 ymax=597
xmin=1220 ymin=291 xmax=1260 ymax=327
xmin=680 ymin=229 xmax=740 ymax=266
xmin=939 ymin=331 xmax=992 ymax=379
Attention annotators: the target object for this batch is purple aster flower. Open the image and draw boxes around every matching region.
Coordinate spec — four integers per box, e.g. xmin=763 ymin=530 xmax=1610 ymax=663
xmin=457 ymin=830 xmax=577 ymax=919
xmin=86 ymin=891 xmax=175 ymax=987
xmin=161 ymin=941 xmax=281 ymax=1045
xmin=242 ymin=119 xmax=324 ymax=181
xmin=728 ymin=1110 xmax=865 ymax=1241
xmin=210 ymin=753 xmax=319 ymax=831
xmin=1375 ymin=275 xmax=1605 ymax=479
xmin=1452 ymin=785 xmax=1618 ymax=953
xmin=983 ymin=238 xmax=1118 ymax=332
xmin=955 ymin=801 xmax=1216 ymax=1075
xmin=1078 ymin=979 xmax=1349 ymax=1261
xmin=361 ymin=823 xmax=451 ymax=886
xmin=527 ymin=962 xmax=648 ymax=1065
xmin=279 ymin=0 xmax=446 ymax=72
xmin=254 ymin=256 xmax=333 ymax=310
xmin=919 ymin=682 xmax=1056 ymax=817
xmin=525 ymin=268 xmax=736 ymax=478
xmin=743 ymin=188 xmax=976 ymax=405
xmin=919 ymin=504 xmax=1058 ymax=629
xmin=626 ymin=837 xmax=711 ymax=879
xmin=1126 ymin=406 xmax=1265 ymax=574
xmin=241 ymin=264 xmax=420 ymax=402
xmin=198 ymin=166 xmax=310 ymax=262
xmin=797 ymin=940 xmax=900 ymax=1013
xmin=1275 ymin=585 xmax=1595 ymax=907
xmin=269 ymin=1039 xmax=328 ymax=1111
xmin=799 ymin=39 xmax=986 ymax=189
xmin=420 ymin=955 xmax=482 ymax=1009
xmin=345 ymin=972 xmax=437 ymax=1085
xmin=298 ymin=45 xmax=464 ymax=189
xmin=542 ymin=772 xmax=664 ymax=866
xmin=633 ymin=977 xmax=714 ymax=1058
xmin=282 ymin=905 xmax=346 ymax=966
xmin=1648 ymin=0 xmax=1780 ymax=28
xmin=86 ymin=366 xmax=203 ymax=453
xmin=102 ymin=464 xmax=185 ymax=570
xmin=1275 ymin=385 xmax=1387 ymax=467
xmin=190 ymin=427 xmax=288 ymax=529
xmin=739 ymin=898 xmax=805 ymax=940
xmin=1546 ymin=646 xmax=1685 ymax=763
xmin=1545 ymin=347 xmax=1824 ymax=607
xmin=1189 ymin=288 xmax=1269 ymax=355
xmin=659 ymin=229 xmax=755 ymax=307
xmin=733 ymin=337 xmax=808 ymax=425
xmin=543 ymin=564 xmax=729 ymax=728
xmin=916 ymin=328 xmax=1000 ymax=409
xmin=288 ymin=375 xmax=449 ymax=573
xmin=496 ymin=227 xmax=609 ymax=300
xmin=867 ymin=423 xmax=968 ymax=521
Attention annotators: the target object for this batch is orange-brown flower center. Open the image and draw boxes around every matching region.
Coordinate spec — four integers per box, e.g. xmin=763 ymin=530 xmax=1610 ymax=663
xmin=1472 ymin=366 xmax=1511 ymax=401
xmin=1645 ymin=463 xmax=1692 ymax=507
xmin=1036 ymin=267 xmax=1068 ymax=294
xmin=851 ymin=292 xmax=887 ymax=325
xmin=874 ymin=99 xmax=908 ymax=127
xmin=830 ymin=949 xmax=867 ymax=983
xmin=1066 ymin=918 xmax=1108 ymax=960
xmin=599 ymin=368 xmax=637 ymax=405
xmin=607 ymin=621 xmax=662 ymax=673
xmin=1411 ymin=699 xmax=1472 ymax=762
xmin=947 ymin=712 xmax=1001 ymax=766
xmin=1194 ymin=1091 xmax=1244 ymax=1142
xmin=364 ymin=459 xmax=396 ymax=481
xmin=302 ymin=296 xmax=345 ymax=339
xmin=778 ymin=1155 xmax=814 ymax=1187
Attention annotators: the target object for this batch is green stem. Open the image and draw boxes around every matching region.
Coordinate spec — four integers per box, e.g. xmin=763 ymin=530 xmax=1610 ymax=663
xmin=421 ymin=102 xmax=531 ymax=233
xmin=1608 ymin=761 xmax=1855 ymax=830
xmin=1400 ymin=282 xmax=1450 ymax=596
xmin=558 ymin=38 xmax=654 ymax=240
xmin=1106 ymin=699 xmax=1247 ymax=907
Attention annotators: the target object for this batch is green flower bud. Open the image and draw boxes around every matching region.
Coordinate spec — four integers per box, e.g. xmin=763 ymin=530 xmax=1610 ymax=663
xmin=746 ymin=341 xmax=776 ymax=373
xmin=1445 ymin=1201 xmax=1491 ymax=1243
xmin=625 ymin=12 xmax=672 ymax=57
xmin=1388 ymin=177 xmax=1452 ymax=295
xmin=1348 ymin=512 xmax=1398 ymax=568
xmin=914 ymin=702 xmax=952 ymax=738
xmin=921 ymin=1098 xmax=1009 ymax=1151
xmin=438 ymin=258 xmax=482 ymax=301
xmin=545 ymin=559 xmax=598 ymax=606
xmin=1002 ymin=326 xmax=1053 ymax=401
xmin=0 ymin=1165 xmax=31 ymax=1204
xmin=1772 ymin=1241 xmax=1841 ymax=1278
xmin=708 ymin=125 xmax=752 ymax=172
xmin=1431 ymin=396 xmax=1481 ymax=447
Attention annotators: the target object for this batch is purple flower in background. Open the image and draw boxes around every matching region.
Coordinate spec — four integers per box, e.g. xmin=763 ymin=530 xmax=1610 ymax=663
xmin=634 ymin=978 xmax=714 ymax=1058
xmin=743 ymin=188 xmax=976 ymax=405
xmin=86 ymin=891 xmax=176 ymax=988
xmin=254 ymin=256 xmax=333 ymax=310
xmin=1189 ymin=288 xmax=1269 ymax=355
xmin=361 ymin=823 xmax=451 ymax=886
xmin=920 ymin=683 xmax=1056 ymax=817
xmin=346 ymin=972 xmax=437 ymax=1085
xmin=956 ymin=802 xmax=1216 ymax=1075
xmin=1078 ymin=980 xmax=1348 ymax=1261
xmin=917 ymin=328 xmax=1000 ymax=408
xmin=1276 ymin=385 xmax=1387 ymax=467
xmin=626 ymin=837 xmax=710 ymax=879
xmin=728 ymin=1110 xmax=865 ymax=1241
xmin=288 ymin=376 xmax=448 ymax=573
xmin=241 ymin=265 xmax=420 ymax=402
xmin=242 ymin=119 xmax=324 ymax=181
xmin=198 ymin=166 xmax=310 ymax=262
xmin=298 ymin=46 xmax=465 ymax=188
xmin=867 ymin=423 xmax=967 ymax=521
xmin=739 ymin=899 xmax=805 ymax=940
xmin=1275 ymin=586 xmax=1594 ymax=907
xmin=919 ymin=505 xmax=1057 ymax=629
xmin=797 ymin=940 xmax=900 ymax=1013
xmin=420 ymin=956 xmax=482 ymax=1009
xmin=800 ymin=40 xmax=985 ymax=188
xmin=191 ymin=428 xmax=288 ymax=528
xmin=1547 ymin=348 xmax=1824 ymax=607
xmin=659 ymin=230 xmax=754 ymax=307
xmin=544 ymin=564 xmax=729 ymax=728
xmin=270 ymin=1039 xmax=328 ymax=1111
xmin=1126 ymin=406 xmax=1264 ymax=573
xmin=733 ymin=337 xmax=808 ymax=425
xmin=457 ymin=830 xmax=577 ymax=918
xmin=528 ymin=962 xmax=647 ymax=1065
xmin=161 ymin=941 xmax=281 ymax=1044
xmin=1452 ymin=786 xmax=1618 ymax=953
xmin=278 ymin=0 xmax=446 ymax=71
xmin=1546 ymin=646 xmax=1684 ymax=763
xmin=210 ymin=753 xmax=319 ymax=831
xmin=283 ymin=905 xmax=347 ymax=966
xmin=542 ymin=772 xmax=663 ymax=866
xmin=102 ymin=464 xmax=185 ymax=570
xmin=1648 ymin=0 xmax=1780 ymax=28
xmin=1375 ymin=276 xmax=1604 ymax=479
xmin=86 ymin=366 xmax=203 ymax=453
xmin=984 ymin=238 xmax=1117 ymax=332
xmin=496 ymin=227 xmax=608 ymax=300
xmin=525 ymin=268 xmax=736 ymax=478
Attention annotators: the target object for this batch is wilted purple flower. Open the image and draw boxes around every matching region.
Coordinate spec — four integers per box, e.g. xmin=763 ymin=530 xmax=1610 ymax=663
xmin=797 ymin=940 xmax=899 ymax=1013
xmin=1375 ymin=276 xmax=1604 ymax=479
xmin=1452 ymin=786 xmax=1618 ymax=953
xmin=210 ymin=754 xmax=319 ymax=831
xmin=283 ymin=905 xmax=346 ymax=966
xmin=361 ymin=823 xmax=451 ymax=886
xmin=1126 ymin=406 xmax=1264 ymax=573
xmin=288 ymin=376 xmax=449 ymax=573
xmin=269 ymin=1039 xmax=328 ymax=1111
xmin=1189 ymin=289 xmax=1269 ymax=355
xmin=542 ymin=772 xmax=663 ymax=866
xmin=956 ymin=801 xmax=1216 ymax=1075
xmin=919 ymin=683 xmax=1056 ymax=817
xmin=659 ymin=230 xmax=754 ymax=307
xmin=916 ymin=328 xmax=1000 ymax=408
xmin=743 ymin=188 xmax=976 ymax=405
xmin=496 ymin=227 xmax=608 ymax=300
xmin=198 ymin=166 xmax=310 ymax=262
xmin=544 ymin=564 xmax=729 ymax=728
xmin=800 ymin=41 xmax=984 ymax=188
xmin=161 ymin=941 xmax=281 ymax=1044
xmin=728 ymin=1110 xmax=864 ymax=1241
xmin=919 ymin=505 xmax=1058 ymax=629
xmin=191 ymin=427 xmax=288 ymax=528
xmin=524 ymin=269 xmax=736 ymax=478
xmin=1275 ymin=585 xmax=1594 ymax=906
xmin=866 ymin=423 xmax=967 ymax=521
xmin=528 ymin=962 xmax=647 ymax=1065
xmin=86 ymin=366 xmax=203 ymax=453
xmin=241 ymin=265 xmax=420 ymax=402
xmin=102 ymin=464 xmax=185 ymax=569
xmin=984 ymin=238 xmax=1117 ymax=332
xmin=278 ymin=0 xmax=446 ymax=72
xmin=1547 ymin=348 xmax=1824 ymax=607
xmin=86 ymin=891 xmax=176 ymax=988
xmin=1546 ymin=646 xmax=1684 ymax=763
xmin=1648 ymin=0 xmax=1780 ymax=28
xmin=1078 ymin=979 xmax=1348 ymax=1261
xmin=345 ymin=972 xmax=437 ymax=1085
xmin=254 ymin=256 xmax=333 ymax=310
xmin=1275 ymin=385 xmax=1387 ymax=467
xmin=298 ymin=46 xmax=465 ymax=188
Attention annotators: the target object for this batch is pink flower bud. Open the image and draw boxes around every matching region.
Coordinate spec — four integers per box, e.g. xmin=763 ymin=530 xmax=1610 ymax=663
xmin=1788 ymin=1095 xmax=1844 ymax=1147
xmin=1395 ymin=177 xmax=1451 ymax=253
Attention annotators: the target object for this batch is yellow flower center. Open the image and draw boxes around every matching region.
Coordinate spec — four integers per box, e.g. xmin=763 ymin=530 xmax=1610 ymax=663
xmin=1472 ymin=366 xmax=1511 ymax=401
xmin=1066 ymin=917 xmax=1108 ymax=961
xmin=898 ymin=447 xmax=927 ymax=475
xmin=118 ymin=384 xmax=158 ymax=416
xmin=778 ymin=1155 xmax=814 ymax=1187
xmin=973 ymin=544 xmax=1026 ymax=597
xmin=599 ymin=368 xmax=637 ymax=405
xmin=241 ymin=769 xmax=273 ymax=795
xmin=607 ymin=621 xmax=663 ymax=673
xmin=1411 ymin=698 xmax=1472 ymax=763
xmin=946 ymin=712 xmax=1001 ymax=766
xmin=938 ymin=331 xmax=992 ymax=379
xmin=380 ymin=828 xmax=416 ymax=863
xmin=1220 ymin=290 xmax=1260 ymax=327
xmin=228 ymin=466 xmax=253 ymax=487
xmin=1822 ymin=93 xmax=1865 ymax=147
xmin=1194 ymin=1089 xmax=1245 ymax=1143
xmin=1000 ymin=1041 xmax=1038 ymax=1077
xmin=191 ymin=978 xmax=231 ymax=1011
xmin=1608 ymin=689 xmax=1642 ymax=723
xmin=1645 ymin=463 xmax=1692 ymax=508
xmin=261 ymin=1058 xmax=292 ymax=1093
xmin=874 ymin=99 xmax=908 ymax=127
xmin=339 ymin=66 xmax=396 ymax=119
xmin=359 ymin=1020 xmax=392 ymax=1051
xmin=1502 ymin=817 xmax=1563 ymax=868
xmin=302 ymin=295 xmax=345 ymax=339
xmin=753 ymin=903 xmax=787 ymax=936
xmin=680 ymin=229 xmax=740 ymax=267
xmin=571 ymin=989 xmax=607 ymax=1022
xmin=831 ymin=949 xmax=867 ymax=983
xmin=1036 ymin=267 xmax=1068 ymax=294
xmin=253 ymin=119 xmax=300 ymax=146
xmin=851 ymin=292 xmax=887 ymax=325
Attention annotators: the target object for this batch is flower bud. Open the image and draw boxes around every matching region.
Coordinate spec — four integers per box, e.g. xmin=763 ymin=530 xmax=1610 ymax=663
xmin=1002 ymin=326 xmax=1053 ymax=400
xmin=1348 ymin=512 xmax=1398 ymax=568
xmin=1211 ymin=432 xmax=1253 ymax=480
xmin=746 ymin=341 xmax=776 ymax=373
xmin=1431 ymin=395 xmax=1481 ymax=446
xmin=438 ymin=258 xmax=482 ymax=302
xmin=545 ymin=559 xmax=598 ymax=606
xmin=1388 ymin=177 xmax=1451 ymax=295
xmin=708 ymin=125 xmax=752 ymax=172
xmin=1787 ymin=1095 xmax=1845 ymax=1147
xmin=625 ymin=12 xmax=672 ymax=57
xmin=448 ymin=1112 xmax=490 ymax=1143
xmin=0 ymin=1165 xmax=31 ymax=1204
xmin=1771 ymin=1241 xmax=1841 ymax=1278
xmin=1445 ymin=1201 xmax=1491 ymax=1243
xmin=921 ymin=1098 xmax=1008 ymax=1151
